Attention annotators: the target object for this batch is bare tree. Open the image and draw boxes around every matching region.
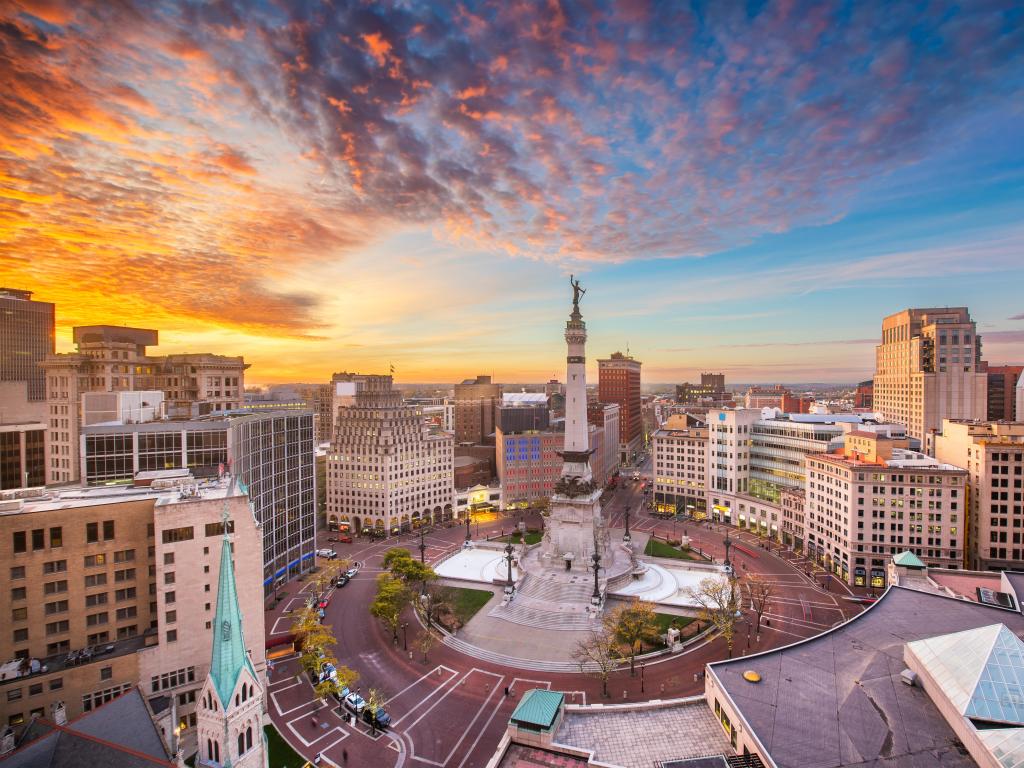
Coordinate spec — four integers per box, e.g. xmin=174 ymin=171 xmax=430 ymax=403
xmin=414 ymin=627 xmax=437 ymax=663
xmin=572 ymin=628 xmax=622 ymax=698
xmin=685 ymin=575 xmax=743 ymax=658
xmin=745 ymin=573 xmax=774 ymax=636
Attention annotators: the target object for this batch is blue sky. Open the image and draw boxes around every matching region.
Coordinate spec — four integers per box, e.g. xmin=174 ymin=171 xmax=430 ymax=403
xmin=1 ymin=0 xmax=1022 ymax=383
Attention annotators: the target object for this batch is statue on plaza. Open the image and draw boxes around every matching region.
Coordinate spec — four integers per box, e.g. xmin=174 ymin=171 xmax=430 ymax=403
xmin=570 ymin=274 xmax=585 ymax=309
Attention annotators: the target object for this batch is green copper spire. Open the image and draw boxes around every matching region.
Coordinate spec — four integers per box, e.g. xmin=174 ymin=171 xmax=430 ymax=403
xmin=209 ymin=493 xmax=257 ymax=709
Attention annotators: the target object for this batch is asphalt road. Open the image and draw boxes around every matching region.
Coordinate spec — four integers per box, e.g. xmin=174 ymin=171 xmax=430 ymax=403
xmin=264 ymin=478 xmax=862 ymax=768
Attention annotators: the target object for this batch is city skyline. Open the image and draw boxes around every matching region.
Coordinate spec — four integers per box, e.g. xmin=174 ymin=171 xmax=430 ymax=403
xmin=2 ymin=1 xmax=1023 ymax=384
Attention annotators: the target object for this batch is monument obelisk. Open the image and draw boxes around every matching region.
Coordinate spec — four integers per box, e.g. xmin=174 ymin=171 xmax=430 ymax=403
xmin=541 ymin=275 xmax=612 ymax=573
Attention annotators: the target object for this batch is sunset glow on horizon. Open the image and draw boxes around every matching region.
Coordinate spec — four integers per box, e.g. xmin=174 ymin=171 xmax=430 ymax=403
xmin=2 ymin=0 xmax=1022 ymax=385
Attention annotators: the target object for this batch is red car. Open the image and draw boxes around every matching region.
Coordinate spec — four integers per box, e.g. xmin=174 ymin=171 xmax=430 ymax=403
xmin=318 ymin=598 xmax=330 ymax=609
xmin=338 ymin=534 xmax=353 ymax=544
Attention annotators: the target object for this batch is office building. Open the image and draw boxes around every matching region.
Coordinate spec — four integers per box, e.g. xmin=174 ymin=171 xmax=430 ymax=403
xmin=327 ymin=374 xmax=454 ymax=535
xmin=496 ymin=393 xmax=549 ymax=434
xmin=598 ymin=352 xmax=641 ymax=464
xmin=0 ymin=422 xmax=45 ymax=491
xmin=81 ymin=410 xmax=315 ymax=591
xmin=932 ymin=419 xmax=1024 ymax=572
xmin=986 ymin=364 xmax=1023 ymax=422
xmin=873 ymin=307 xmax=987 ymax=442
xmin=0 ymin=288 xmax=54 ymax=403
xmin=675 ymin=373 xmax=731 ymax=407
xmin=587 ymin=401 xmax=620 ymax=482
xmin=805 ymin=431 xmax=966 ymax=586
xmin=743 ymin=385 xmax=792 ymax=409
xmin=0 ymin=479 xmax=266 ymax=756
xmin=854 ymin=379 xmax=874 ymax=410
xmin=40 ymin=326 xmax=248 ymax=484
xmin=453 ymin=375 xmax=502 ymax=444
xmin=652 ymin=423 xmax=708 ymax=516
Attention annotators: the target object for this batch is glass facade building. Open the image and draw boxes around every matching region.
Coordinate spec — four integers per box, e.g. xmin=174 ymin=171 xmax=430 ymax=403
xmin=0 ymin=288 xmax=54 ymax=401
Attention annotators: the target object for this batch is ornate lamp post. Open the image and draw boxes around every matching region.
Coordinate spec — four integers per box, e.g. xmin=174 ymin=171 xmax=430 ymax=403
xmin=623 ymin=504 xmax=632 ymax=543
xmin=401 ymin=621 xmax=408 ymax=651
xmin=504 ymin=541 xmax=515 ymax=594
xmin=465 ymin=512 xmax=471 ymax=542
xmin=419 ymin=528 xmax=426 ymax=563
xmin=591 ymin=550 xmax=602 ymax=605
xmin=723 ymin=530 xmax=732 ymax=571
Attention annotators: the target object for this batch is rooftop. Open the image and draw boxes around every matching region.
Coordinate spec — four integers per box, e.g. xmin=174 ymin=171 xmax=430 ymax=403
xmin=510 ymin=689 xmax=563 ymax=730
xmin=709 ymin=586 xmax=1024 ymax=768
xmin=813 ymin=447 xmax=963 ymax=472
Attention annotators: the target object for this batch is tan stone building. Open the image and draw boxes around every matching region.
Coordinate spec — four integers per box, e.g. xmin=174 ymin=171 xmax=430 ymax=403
xmin=0 ymin=478 xmax=265 ymax=755
xmin=652 ymin=420 xmax=708 ymax=516
xmin=805 ymin=432 xmax=967 ymax=587
xmin=40 ymin=325 xmax=248 ymax=484
xmin=873 ymin=307 xmax=987 ymax=443
xmin=932 ymin=419 xmax=1024 ymax=571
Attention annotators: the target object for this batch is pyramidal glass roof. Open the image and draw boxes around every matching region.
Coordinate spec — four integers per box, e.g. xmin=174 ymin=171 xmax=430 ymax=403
xmin=908 ymin=624 xmax=1024 ymax=724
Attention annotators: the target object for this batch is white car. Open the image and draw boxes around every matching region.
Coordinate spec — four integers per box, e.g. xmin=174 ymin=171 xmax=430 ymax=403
xmin=316 ymin=548 xmax=337 ymax=559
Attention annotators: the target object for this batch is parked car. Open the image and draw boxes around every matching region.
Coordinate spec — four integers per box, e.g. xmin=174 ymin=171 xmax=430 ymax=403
xmin=342 ymin=690 xmax=366 ymax=714
xmin=318 ymin=597 xmax=330 ymax=609
xmin=316 ymin=548 xmax=337 ymax=559
xmin=337 ymin=534 xmax=353 ymax=544
xmin=363 ymin=706 xmax=391 ymax=730
xmin=344 ymin=567 xmax=358 ymax=579
xmin=335 ymin=574 xmax=350 ymax=588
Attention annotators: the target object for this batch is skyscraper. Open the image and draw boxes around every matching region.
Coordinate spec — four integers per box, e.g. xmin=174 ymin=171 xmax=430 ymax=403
xmin=453 ymin=374 xmax=502 ymax=444
xmin=597 ymin=351 xmax=641 ymax=464
xmin=873 ymin=307 xmax=987 ymax=442
xmin=0 ymin=287 xmax=54 ymax=401
xmin=986 ymin=365 xmax=1024 ymax=422
xmin=327 ymin=374 xmax=454 ymax=535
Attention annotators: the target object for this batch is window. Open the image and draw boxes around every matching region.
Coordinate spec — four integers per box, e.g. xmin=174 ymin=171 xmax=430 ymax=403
xmin=113 ymin=549 xmax=134 ymax=563
xmin=13 ymin=628 xmax=28 ymax=643
xmin=161 ymin=527 xmax=194 ymax=544
xmin=87 ymin=522 xmax=99 ymax=543
xmin=49 ymin=527 xmax=62 ymax=548
xmin=117 ymin=625 xmax=138 ymax=639
xmin=165 ymin=591 xmax=176 ymax=604
xmin=46 ymin=640 xmax=70 ymax=656
xmin=163 ymin=552 xmax=174 ymax=566
xmin=10 ymin=566 xmax=25 ymax=579
xmin=11 ymin=587 xmax=26 ymax=601
xmin=116 ymin=606 xmax=137 ymax=621
xmin=84 ymin=554 xmax=106 ymax=568
xmin=166 ymin=629 xmax=177 ymax=642
xmin=103 ymin=520 xmax=115 ymax=540
xmin=31 ymin=529 xmax=44 ymax=550
xmin=7 ymin=690 xmax=21 ymax=702
xmin=115 ymin=587 xmax=136 ymax=601
xmin=114 ymin=569 xmax=135 ymax=582
xmin=100 ymin=667 xmax=112 ymax=680
xmin=85 ymin=593 xmax=107 ymax=607
xmin=28 ymin=683 xmax=42 ymax=696
xmin=86 ymin=631 xmax=109 ymax=645
xmin=164 ymin=572 xmax=175 ymax=585
xmin=11 ymin=607 xmax=27 ymax=621
xmin=46 ymin=620 xmax=69 ymax=635
xmin=44 ymin=580 xmax=68 ymax=595
xmin=166 ymin=610 xmax=177 ymax=624
xmin=49 ymin=678 xmax=63 ymax=691
xmin=43 ymin=560 xmax=67 ymax=574
xmin=13 ymin=531 xmax=26 ymax=553
xmin=205 ymin=521 xmax=234 ymax=537
xmin=44 ymin=601 xmax=68 ymax=615
xmin=86 ymin=612 xmax=108 ymax=627
xmin=85 ymin=573 xmax=107 ymax=588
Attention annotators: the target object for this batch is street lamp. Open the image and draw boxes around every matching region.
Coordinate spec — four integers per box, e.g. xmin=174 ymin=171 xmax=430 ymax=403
xmin=640 ymin=662 xmax=645 ymax=694
xmin=402 ymin=621 xmax=408 ymax=651
xmin=419 ymin=528 xmax=426 ymax=564
xmin=591 ymin=550 xmax=602 ymax=605
xmin=723 ymin=530 xmax=732 ymax=571
xmin=504 ymin=541 xmax=515 ymax=594
xmin=465 ymin=513 xmax=471 ymax=542
xmin=623 ymin=504 xmax=631 ymax=543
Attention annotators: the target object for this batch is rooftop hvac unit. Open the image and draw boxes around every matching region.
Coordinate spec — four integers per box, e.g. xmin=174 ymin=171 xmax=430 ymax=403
xmin=900 ymin=669 xmax=918 ymax=687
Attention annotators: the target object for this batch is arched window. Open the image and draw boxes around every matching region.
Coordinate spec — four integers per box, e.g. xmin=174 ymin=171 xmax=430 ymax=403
xmin=246 ymin=726 xmax=252 ymax=750
xmin=237 ymin=732 xmax=245 ymax=755
xmin=235 ymin=692 xmax=240 ymax=706
xmin=214 ymin=741 xmax=220 ymax=763
xmin=207 ymin=739 xmax=213 ymax=760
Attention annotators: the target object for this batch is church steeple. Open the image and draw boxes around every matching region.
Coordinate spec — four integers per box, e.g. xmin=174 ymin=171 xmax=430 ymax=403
xmin=210 ymin=502 xmax=257 ymax=709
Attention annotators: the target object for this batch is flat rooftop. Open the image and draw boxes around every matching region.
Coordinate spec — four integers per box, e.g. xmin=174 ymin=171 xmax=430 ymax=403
xmin=710 ymin=586 xmax=1024 ymax=768
xmin=0 ymin=475 xmax=240 ymax=515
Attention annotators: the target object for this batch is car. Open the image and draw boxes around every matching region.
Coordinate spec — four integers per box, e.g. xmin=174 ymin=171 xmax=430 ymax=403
xmin=363 ymin=706 xmax=391 ymax=730
xmin=632 ymin=472 xmax=641 ymax=481
xmin=316 ymin=548 xmax=337 ymax=559
xmin=337 ymin=534 xmax=353 ymax=544
xmin=343 ymin=690 xmax=366 ymax=714
xmin=318 ymin=597 xmax=330 ymax=609
xmin=335 ymin=574 xmax=350 ymax=588
xmin=344 ymin=567 xmax=358 ymax=579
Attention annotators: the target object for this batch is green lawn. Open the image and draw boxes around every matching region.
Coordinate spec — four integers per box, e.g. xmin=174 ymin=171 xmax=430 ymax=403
xmin=264 ymin=725 xmax=306 ymax=768
xmin=654 ymin=612 xmax=695 ymax=635
xmin=644 ymin=538 xmax=699 ymax=560
xmin=495 ymin=531 xmax=542 ymax=545
xmin=450 ymin=587 xmax=494 ymax=625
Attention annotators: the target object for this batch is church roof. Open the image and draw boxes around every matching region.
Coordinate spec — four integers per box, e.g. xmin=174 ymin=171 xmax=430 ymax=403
xmin=209 ymin=492 xmax=258 ymax=709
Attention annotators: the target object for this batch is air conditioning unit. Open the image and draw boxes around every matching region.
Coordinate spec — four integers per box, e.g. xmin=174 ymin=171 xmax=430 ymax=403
xmin=900 ymin=669 xmax=918 ymax=687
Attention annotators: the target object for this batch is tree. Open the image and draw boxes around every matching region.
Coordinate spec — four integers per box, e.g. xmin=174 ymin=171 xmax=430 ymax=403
xmin=311 ymin=558 xmax=347 ymax=599
xmin=414 ymin=627 xmax=437 ymax=663
xmin=370 ymin=573 xmax=407 ymax=642
xmin=572 ymin=628 xmax=621 ymax=698
xmin=289 ymin=605 xmax=357 ymax=701
xmin=382 ymin=547 xmax=436 ymax=589
xmin=604 ymin=599 xmax=661 ymax=676
xmin=685 ymin=575 xmax=743 ymax=658
xmin=745 ymin=573 xmax=774 ymax=636
xmin=364 ymin=687 xmax=386 ymax=736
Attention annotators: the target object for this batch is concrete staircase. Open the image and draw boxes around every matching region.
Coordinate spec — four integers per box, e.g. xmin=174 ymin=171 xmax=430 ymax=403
xmin=488 ymin=572 xmax=601 ymax=632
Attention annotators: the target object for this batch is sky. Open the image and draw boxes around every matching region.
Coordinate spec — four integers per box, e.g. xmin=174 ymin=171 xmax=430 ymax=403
xmin=1 ymin=0 xmax=1022 ymax=386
